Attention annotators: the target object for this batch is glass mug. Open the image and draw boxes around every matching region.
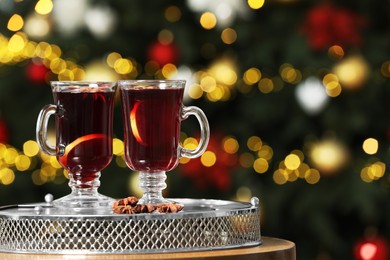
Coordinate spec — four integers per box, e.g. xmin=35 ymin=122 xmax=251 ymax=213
xmin=36 ymin=81 xmax=116 ymax=210
xmin=119 ymin=80 xmax=210 ymax=204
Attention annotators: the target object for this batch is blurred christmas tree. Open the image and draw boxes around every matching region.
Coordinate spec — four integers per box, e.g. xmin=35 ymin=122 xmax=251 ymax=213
xmin=0 ymin=0 xmax=389 ymax=259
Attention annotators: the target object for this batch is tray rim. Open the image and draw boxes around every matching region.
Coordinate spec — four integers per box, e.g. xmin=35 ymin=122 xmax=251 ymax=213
xmin=0 ymin=197 xmax=259 ymax=220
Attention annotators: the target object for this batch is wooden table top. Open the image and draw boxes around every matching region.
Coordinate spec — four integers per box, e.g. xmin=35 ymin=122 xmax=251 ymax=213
xmin=0 ymin=236 xmax=295 ymax=260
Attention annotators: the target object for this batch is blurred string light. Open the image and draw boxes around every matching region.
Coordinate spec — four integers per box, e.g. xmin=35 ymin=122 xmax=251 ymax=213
xmin=258 ymin=78 xmax=274 ymax=94
xmin=7 ymin=14 xmax=24 ymax=32
xmin=328 ymin=45 xmax=345 ymax=60
xmin=200 ymin=12 xmax=217 ymax=30
xmin=247 ymin=0 xmax=265 ymax=10
xmin=332 ymin=55 xmax=370 ymax=90
xmin=180 ymin=57 xmax=238 ymax=102
xmin=279 ymin=63 xmax=302 ymax=84
xmin=85 ymin=5 xmax=117 ymax=39
xmin=273 ymin=150 xmax=321 ymax=185
xmin=322 ymin=73 xmax=342 ymax=97
xmin=221 ymin=28 xmax=237 ymax=45
xmin=165 ymin=5 xmax=182 ymax=22
xmin=24 ymin=14 xmax=51 ymax=38
xmin=243 ymin=67 xmax=262 ymax=85
xmin=295 ymin=76 xmax=329 ymax=115
xmin=105 ymin=52 xmax=139 ymax=79
xmin=381 ymin=61 xmax=390 ymax=77
xmin=363 ymin=138 xmax=378 ymax=155
xmin=1 ymin=135 xmax=386 ymax=187
xmin=84 ymin=60 xmax=119 ymax=81
xmin=113 ymin=138 xmax=127 ymax=168
xmin=179 ymin=134 xmax=239 ymax=169
xmin=235 ymin=186 xmax=252 ymax=202
xmin=53 ymin=0 xmax=117 ymax=39
xmin=247 ymin=136 xmax=273 ymax=175
xmin=187 ymin=0 xmax=249 ymax=28
xmin=35 ymin=0 xmax=53 ymax=15
xmin=361 ymin=161 xmax=386 ymax=183
xmin=52 ymin=0 xmax=88 ymax=36
xmin=0 ymin=31 xmax=88 ymax=81
xmin=307 ymin=138 xmax=349 ymax=175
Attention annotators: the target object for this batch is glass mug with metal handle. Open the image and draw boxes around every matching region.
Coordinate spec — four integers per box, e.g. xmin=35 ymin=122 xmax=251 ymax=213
xmin=36 ymin=81 xmax=116 ymax=211
xmin=119 ymin=80 xmax=210 ymax=205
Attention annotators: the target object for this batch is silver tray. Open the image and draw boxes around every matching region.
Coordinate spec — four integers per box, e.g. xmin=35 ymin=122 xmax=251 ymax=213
xmin=0 ymin=197 xmax=261 ymax=254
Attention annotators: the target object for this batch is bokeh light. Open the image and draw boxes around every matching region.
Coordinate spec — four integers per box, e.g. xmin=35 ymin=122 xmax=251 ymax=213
xmin=362 ymin=138 xmax=378 ymax=155
xmin=24 ymin=14 xmax=50 ymax=38
xmin=284 ymin=154 xmax=301 ymax=170
xmin=305 ymin=169 xmax=320 ymax=184
xmin=158 ymin=29 xmax=174 ymax=45
xmin=248 ymin=0 xmax=265 ymax=9
xmin=333 ymin=55 xmax=369 ymax=90
xmin=381 ymin=61 xmax=390 ymax=77
xmin=239 ymin=153 xmax=255 ymax=168
xmin=113 ymin=138 xmax=124 ymax=156
xmin=308 ymin=139 xmax=349 ymax=174
xmin=23 ymin=140 xmax=39 ymax=157
xmin=258 ymin=78 xmax=274 ymax=94
xmin=279 ymin=63 xmax=301 ymax=84
xmin=165 ymin=6 xmax=181 ymax=22
xmin=35 ymin=0 xmax=53 ymax=15
xmin=244 ymin=67 xmax=262 ymax=85
xmin=222 ymin=136 xmax=239 ymax=154
xmin=114 ymin=58 xmax=133 ymax=75
xmin=328 ymin=45 xmax=345 ymax=60
xmin=221 ymin=28 xmax=237 ymax=44
xmin=361 ymin=161 xmax=386 ymax=183
xmin=236 ymin=186 xmax=252 ymax=202
xmin=7 ymin=14 xmax=24 ymax=32
xmin=200 ymin=12 xmax=217 ymax=30
xmin=201 ymin=151 xmax=217 ymax=167
xmin=322 ymin=73 xmax=342 ymax=97
xmin=253 ymin=158 xmax=269 ymax=173
xmin=247 ymin=136 xmax=262 ymax=151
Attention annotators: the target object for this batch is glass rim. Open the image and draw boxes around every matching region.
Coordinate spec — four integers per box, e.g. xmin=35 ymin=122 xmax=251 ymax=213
xmin=118 ymin=79 xmax=186 ymax=88
xmin=50 ymin=81 xmax=117 ymax=86
xmin=50 ymin=81 xmax=117 ymax=92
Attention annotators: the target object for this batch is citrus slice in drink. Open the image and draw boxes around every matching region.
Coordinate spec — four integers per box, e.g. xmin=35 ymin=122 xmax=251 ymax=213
xmin=130 ymin=101 xmax=147 ymax=145
xmin=58 ymin=133 xmax=108 ymax=166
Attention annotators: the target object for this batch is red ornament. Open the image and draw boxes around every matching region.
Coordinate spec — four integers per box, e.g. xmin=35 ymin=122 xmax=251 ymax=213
xmin=302 ymin=3 xmax=366 ymax=50
xmin=26 ymin=61 xmax=49 ymax=84
xmin=0 ymin=118 xmax=9 ymax=144
xmin=147 ymin=41 xmax=179 ymax=66
xmin=179 ymin=134 xmax=238 ymax=192
xmin=354 ymin=236 xmax=389 ymax=260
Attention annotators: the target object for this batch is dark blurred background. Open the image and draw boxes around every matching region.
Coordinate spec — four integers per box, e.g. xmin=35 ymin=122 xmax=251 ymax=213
xmin=0 ymin=0 xmax=389 ymax=259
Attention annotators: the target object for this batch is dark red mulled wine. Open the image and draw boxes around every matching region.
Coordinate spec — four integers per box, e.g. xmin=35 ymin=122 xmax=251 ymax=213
xmin=54 ymin=90 xmax=114 ymax=183
xmin=120 ymin=87 xmax=184 ymax=172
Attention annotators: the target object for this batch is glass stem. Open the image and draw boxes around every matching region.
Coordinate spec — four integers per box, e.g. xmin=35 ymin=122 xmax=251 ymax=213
xmin=138 ymin=171 xmax=168 ymax=204
xmin=68 ymin=172 xmax=101 ymax=196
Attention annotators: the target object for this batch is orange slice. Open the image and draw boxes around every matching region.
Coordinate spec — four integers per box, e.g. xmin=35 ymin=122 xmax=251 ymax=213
xmin=130 ymin=101 xmax=147 ymax=145
xmin=58 ymin=133 xmax=107 ymax=166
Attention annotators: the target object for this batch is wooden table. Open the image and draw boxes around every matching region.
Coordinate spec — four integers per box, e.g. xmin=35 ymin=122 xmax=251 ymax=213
xmin=0 ymin=237 xmax=295 ymax=260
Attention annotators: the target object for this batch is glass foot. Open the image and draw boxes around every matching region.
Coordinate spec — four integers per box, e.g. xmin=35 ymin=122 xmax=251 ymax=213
xmin=53 ymin=191 xmax=115 ymax=213
xmin=54 ymin=171 xmax=115 ymax=213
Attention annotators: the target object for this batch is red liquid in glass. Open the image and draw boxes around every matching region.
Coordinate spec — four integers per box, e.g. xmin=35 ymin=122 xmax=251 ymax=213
xmin=121 ymin=87 xmax=184 ymax=172
xmin=54 ymin=91 xmax=114 ymax=183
